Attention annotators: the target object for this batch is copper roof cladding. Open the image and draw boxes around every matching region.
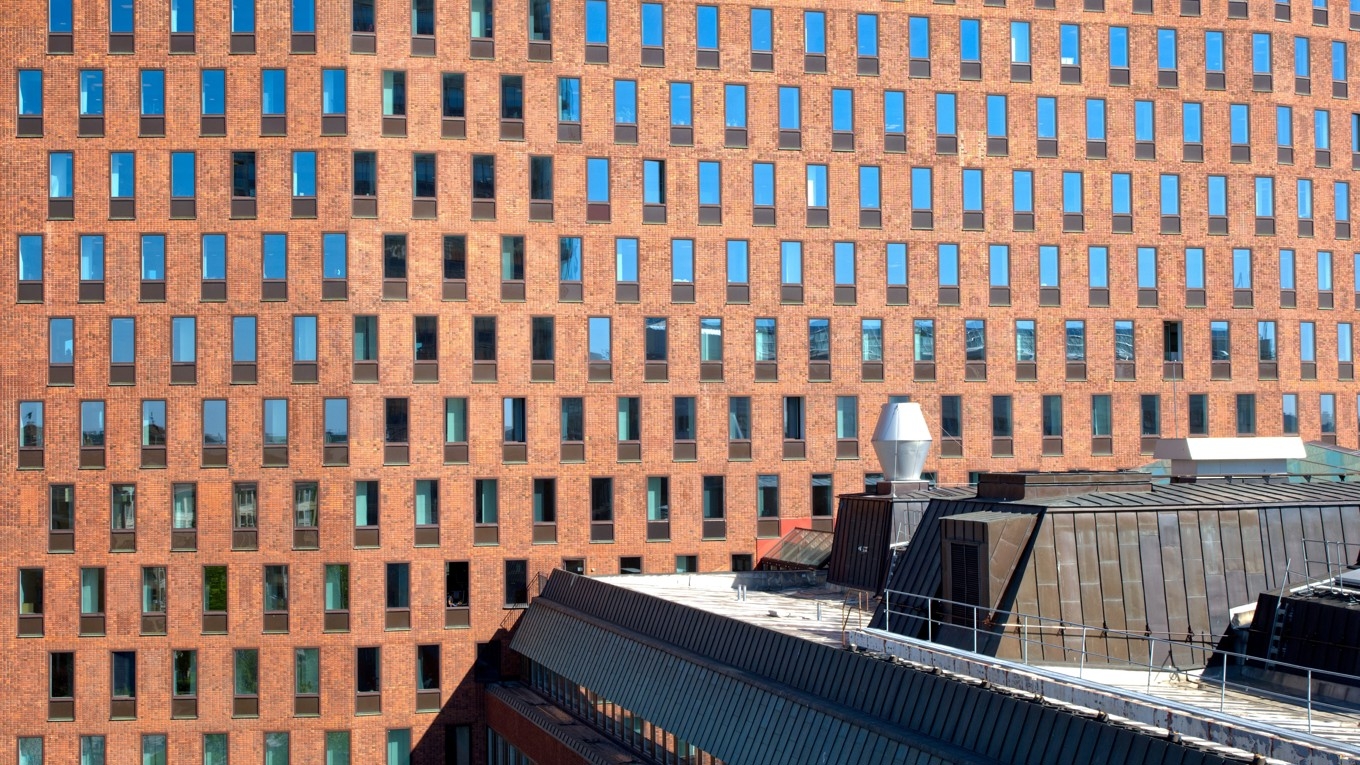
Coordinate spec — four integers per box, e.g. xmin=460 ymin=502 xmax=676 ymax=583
xmin=974 ymin=471 xmax=1154 ymax=501
xmin=876 ymin=479 xmax=1360 ymax=661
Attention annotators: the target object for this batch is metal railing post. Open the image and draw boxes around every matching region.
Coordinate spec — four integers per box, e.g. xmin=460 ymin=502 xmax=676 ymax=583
xmin=1079 ymin=627 xmax=1088 ymax=680
xmin=1307 ymin=668 xmax=1314 ymax=733
xmin=927 ymin=596 xmax=933 ymax=640
xmin=973 ymin=603 xmax=979 ymax=653
xmin=884 ymin=590 xmax=891 ymax=634
xmin=1022 ymin=615 xmax=1029 ymax=665
xmin=1220 ymin=665 xmax=1226 ymax=713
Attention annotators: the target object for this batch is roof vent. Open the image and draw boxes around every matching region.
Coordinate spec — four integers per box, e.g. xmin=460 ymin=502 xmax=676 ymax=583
xmin=872 ymin=403 xmax=932 ymax=495
xmin=1153 ymin=437 xmax=1306 ymax=478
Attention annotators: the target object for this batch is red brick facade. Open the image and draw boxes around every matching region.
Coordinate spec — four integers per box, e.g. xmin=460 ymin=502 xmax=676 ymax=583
xmin=3 ymin=0 xmax=1360 ymax=761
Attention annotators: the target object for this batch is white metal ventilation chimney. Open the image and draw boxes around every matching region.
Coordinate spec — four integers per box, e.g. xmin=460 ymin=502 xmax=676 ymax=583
xmin=871 ymin=403 xmax=932 ymax=496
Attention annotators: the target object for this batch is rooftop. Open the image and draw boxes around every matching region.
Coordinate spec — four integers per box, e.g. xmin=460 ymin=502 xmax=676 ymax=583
xmin=595 ymin=572 xmax=1360 ymax=764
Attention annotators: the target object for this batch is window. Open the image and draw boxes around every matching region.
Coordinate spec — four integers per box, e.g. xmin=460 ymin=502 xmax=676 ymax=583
xmin=751 ymin=8 xmax=772 ymax=59
xmin=698 ymin=5 xmax=719 ymax=59
xmin=806 ymin=164 xmax=828 ymax=216
xmin=670 ymin=82 xmax=693 ymax=132
xmin=936 ymin=93 xmax=957 ymax=141
xmin=757 ymin=475 xmax=780 ymax=518
xmin=201 ymin=70 xmax=224 ymax=116
xmin=470 ymin=0 xmax=491 ymax=39
xmin=804 ymin=10 xmax=825 ymax=55
xmin=1040 ymin=246 xmax=1060 ymax=294
xmin=755 ymin=318 xmax=777 ymax=364
xmin=990 ymin=245 xmax=1009 ymax=290
xmin=1211 ymin=321 xmax=1230 ymax=362
xmin=960 ymin=19 xmax=981 ymax=76
xmin=1011 ymin=21 xmax=1031 ymax=65
xmin=885 ymin=91 xmax=905 ymax=144
xmin=727 ymin=240 xmax=749 ymax=289
xmin=79 ymin=235 xmax=103 ymax=287
xmin=1042 ymin=396 xmax=1063 ymax=441
xmin=1066 ymin=321 xmax=1087 ymax=361
xmin=729 ymin=397 xmax=751 ymax=441
xmin=618 ymin=397 xmax=641 ymax=442
xmin=938 ymin=244 xmax=960 ymax=290
xmin=863 ymin=320 xmax=883 ymax=363
xmin=993 ymin=396 xmax=1014 ymax=441
xmin=1235 ymin=248 xmax=1254 ymax=289
xmin=914 ymin=320 xmax=935 ymax=362
xmin=1259 ymin=321 xmax=1278 ymax=361
xmin=505 ymin=561 xmax=529 ymax=607
xmin=1282 ymin=393 xmax=1300 ymax=434
xmin=857 ymin=13 xmax=878 ymax=59
xmin=587 ymin=158 xmax=610 ymax=207
xmin=382 ymin=71 xmax=406 ymax=119
xmin=1016 ymin=321 xmax=1036 ymax=363
xmin=647 ymin=477 xmax=670 ymax=525
xmin=1157 ymin=28 xmax=1177 ymax=76
xmin=1235 ymin=394 xmax=1257 ymax=435
xmin=475 ymin=479 xmax=498 ymax=526
xmin=778 ymin=86 xmax=799 ymax=131
xmin=808 ymin=319 xmax=830 ymax=363
xmin=1112 ymin=173 xmax=1132 ymax=220
xmin=81 ymin=736 xmax=106 ymax=765
xmin=140 ymin=71 xmax=164 ymax=120
xmin=353 ymin=152 xmax=376 ymax=199
xmin=832 ymin=89 xmax=853 ymax=136
xmin=672 ymin=240 xmax=694 ymax=286
xmin=79 ymin=70 xmax=105 ymax=116
xmin=292 ymin=152 xmax=316 ymax=204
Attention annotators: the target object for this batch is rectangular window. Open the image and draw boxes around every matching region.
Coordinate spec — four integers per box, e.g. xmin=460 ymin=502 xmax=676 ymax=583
xmin=778 ymin=86 xmax=799 ymax=130
xmin=201 ymin=70 xmax=224 ymax=115
xmin=914 ymin=320 xmax=935 ymax=362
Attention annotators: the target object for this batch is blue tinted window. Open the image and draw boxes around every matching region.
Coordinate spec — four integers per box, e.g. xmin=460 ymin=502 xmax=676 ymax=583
xmin=671 ymin=82 xmax=692 ymax=126
xmin=804 ymin=11 xmax=824 ymax=53
xmin=1233 ymin=249 xmax=1253 ymax=287
xmin=1011 ymin=22 xmax=1030 ymax=63
xmin=1088 ymin=247 xmax=1109 ymax=288
xmin=1183 ymin=102 xmax=1202 ymax=143
xmin=962 ymin=169 xmax=982 ymax=211
xmin=110 ymin=153 xmax=135 ymax=198
xmin=1157 ymin=29 xmax=1176 ymax=69
xmin=1186 ymin=248 xmax=1205 ymax=289
xmin=697 ymin=6 xmax=718 ymax=49
xmin=753 ymin=163 xmax=774 ymax=206
xmin=860 ymin=166 xmax=880 ymax=209
xmin=1255 ymin=177 xmax=1275 ymax=217
xmin=1299 ymin=180 xmax=1315 ymax=218
xmin=587 ymin=158 xmax=610 ymax=202
xmin=202 ymin=70 xmax=225 ymax=115
xmin=1060 ymin=24 xmax=1080 ymax=65
xmin=322 ymin=69 xmax=346 ymax=115
xmin=725 ymin=85 xmax=746 ymax=128
xmin=261 ymin=70 xmax=286 ymax=115
xmin=641 ymin=3 xmax=662 ymax=47
xmin=911 ymin=167 xmax=932 ymax=210
xmin=671 ymin=240 xmax=693 ymax=282
xmin=80 ymin=236 xmax=104 ymax=280
xmin=1134 ymin=101 xmax=1154 ymax=141
xmin=294 ymin=317 xmax=317 ymax=361
xmin=1337 ymin=182 xmax=1351 ymax=221
xmin=111 ymin=319 xmax=135 ymax=363
xmin=323 ymin=233 xmax=347 ymax=278
xmin=780 ymin=242 xmax=802 ymax=284
xmin=938 ymin=245 xmax=959 ymax=286
xmin=1013 ymin=171 xmax=1033 ymax=212
xmin=263 ymin=234 xmax=287 ymax=280
xmin=1334 ymin=41 xmax=1348 ymax=81
xmin=698 ymin=162 xmax=721 ymax=205
xmin=834 ymin=242 xmax=855 ymax=285
xmin=293 ymin=0 xmax=315 ymax=32
xmin=885 ymin=91 xmax=905 ymax=133
xmin=558 ymin=78 xmax=580 ymax=121
xmin=171 ymin=152 xmax=195 ymax=198
xmin=1208 ymin=175 xmax=1227 ymax=216
xmin=726 ymin=240 xmax=748 ymax=283
xmin=18 ymin=70 xmax=41 ymax=116
xmin=49 ymin=152 xmax=72 ymax=198
xmin=1109 ymin=26 xmax=1129 ymax=67
xmin=614 ymin=80 xmax=636 ymax=123
xmin=141 ymin=235 xmax=165 ymax=280
xmin=232 ymin=0 xmax=254 ymax=32
xmin=141 ymin=71 xmax=165 ymax=116
xmin=1205 ymin=31 xmax=1224 ymax=71
xmin=1278 ymin=106 xmax=1294 ymax=145
xmin=987 ymin=95 xmax=1006 ymax=137
xmin=585 ymin=0 xmax=608 ymax=44
xmin=832 ymin=89 xmax=853 ymax=132
xmin=806 ymin=165 xmax=827 ymax=207
xmin=292 ymin=152 xmax=316 ymax=197
xmin=1136 ymin=249 xmax=1158 ymax=287
xmin=960 ymin=19 xmax=980 ymax=61
xmin=1231 ymin=104 xmax=1249 ymax=144
xmin=18 ymin=236 xmax=42 ymax=282
xmin=49 ymin=0 xmax=72 ymax=32
xmin=886 ymin=243 xmax=907 ymax=285
xmin=50 ymin=318 xmax=74 ymax=362
xmin=170 ymin=0 xmax=193 ymax=31
xmin=1253 ymin=33 xmax=1271 ymax=74
xmin=1160 ymin=175 xmax=1180 ymax=215
xmin=857 ymin=14 xmax=877 ymax=56
xmin=1040 ymin=246 xmax=1059 ymax=286
xmin=909 ymin=17 xmax=929 ymax=59
xmin=1112 ymin=173 xmax=1131 ymax=214
xmin=1037 ymin=97 xmax=1056 ymax=139
xmin=1086 ymin=99 xmax=1106 ymax=140
xmin=990 ymin=245 xmax=1009 ymax=286
xmin=778 ymin=86 xmax=799 ymax=129
xmin=1296 ymin=37 xmax=1311 ymax=76
xmin=203 ymin=235 xmax=226 ymax=280
xmin=750 ymin=8 xmax=771 ymax=52
xmin=1316 ymin=109 xmax=1331 ymax=149
xmin=233 ymin=317 xmax=256 ymax=362
xmin=936 ymin=93 xmax=956 ymax=134
xmin=1063 ymin=172 xmax=1083 ymax=213
xmin=80 ymin=71 xmax=104 ymax=116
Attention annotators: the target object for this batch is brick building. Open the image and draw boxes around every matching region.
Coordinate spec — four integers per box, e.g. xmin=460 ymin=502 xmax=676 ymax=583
xmin=3 ymin=0 xmax=1360 ymax=761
